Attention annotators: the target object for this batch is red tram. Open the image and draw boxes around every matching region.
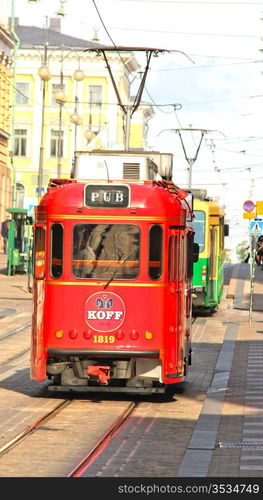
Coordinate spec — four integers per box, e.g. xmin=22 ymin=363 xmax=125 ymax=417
xmin=31 ymin=152 xmax=198 ymax=394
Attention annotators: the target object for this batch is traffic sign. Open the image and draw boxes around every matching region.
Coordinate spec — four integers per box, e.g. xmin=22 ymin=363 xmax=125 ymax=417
xmin=243 ymin=200 xmax=255 ymax=212
xmin=249 ymin=220 xmax=263 ymax=233
xmin=243 ymin=212 xmax=255 ymax=219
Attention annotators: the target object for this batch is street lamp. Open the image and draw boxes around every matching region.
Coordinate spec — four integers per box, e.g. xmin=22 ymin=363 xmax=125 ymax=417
xmin=55 ymin=49 xmax=85 ymax=176
xmin=70 ymin=97 xmax=83 ymax=151
xmin=38 ymin=42 xmax=51 ymax=201
xmin=54 ymin=67 xmax=67 ymax=178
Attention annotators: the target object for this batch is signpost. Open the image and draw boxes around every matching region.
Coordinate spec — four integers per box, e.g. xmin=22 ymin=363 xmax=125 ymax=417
xmin=242 ymin=199 xmax=263 ymax=323
xmin=243 ymin=200 xmax=256 ymax=324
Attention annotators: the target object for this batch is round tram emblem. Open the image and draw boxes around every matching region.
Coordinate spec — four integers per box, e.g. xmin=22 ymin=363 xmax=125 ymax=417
xmin=243 ymin=200 xmax=255 ymax=213
xmin=84 ymin=291 xmax=126 ymax=332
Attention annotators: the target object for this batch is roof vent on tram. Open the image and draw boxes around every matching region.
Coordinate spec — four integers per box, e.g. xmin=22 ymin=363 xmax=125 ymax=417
xmin=71 ymin=150 xmax=173 ymax=182
xmin=123 ymin=162 xmax=140 ymax=179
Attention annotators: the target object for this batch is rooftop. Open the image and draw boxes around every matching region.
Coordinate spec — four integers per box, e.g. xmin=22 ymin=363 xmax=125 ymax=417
xmin=11 ymin=17 xmax=103 ymax=49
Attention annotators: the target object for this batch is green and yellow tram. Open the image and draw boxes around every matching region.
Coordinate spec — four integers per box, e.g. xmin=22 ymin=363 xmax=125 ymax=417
xmin=192 ymin=190 xmax=228 ymax=313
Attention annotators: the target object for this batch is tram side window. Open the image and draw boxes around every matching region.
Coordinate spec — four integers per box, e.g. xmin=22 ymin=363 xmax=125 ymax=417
xmin=173 ymin=236 xmax=178 ymax=282
xmin=149 ymin=225 xmax=163 ymax=280
xmin=50 ymin=223 xmax=63 ymax=278
xmin=34 ymin=226 xmax=45 ymax=279
xmin=72 ymin=223 xmax=140 ymax=280
xmin=168 ymin=236 xmax=172 ymax=281
xmin=187 ymin=233 xmax=194 ymax=279
xmin=193 ymin=210 xmax=205 ymax=252
xmin=179 ymin=236 xmax=186 ymax=282
xmin=219 ymin=216 xmax=224 ymax=250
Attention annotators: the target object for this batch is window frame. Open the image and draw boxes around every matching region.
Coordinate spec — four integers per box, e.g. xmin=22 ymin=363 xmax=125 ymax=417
xmin=50 ymin=129 xmax=64 ymax=159
xmin=72 ymin=223 xmax=141 ymax=281
xmin=15 ymin=82 xmax=29 ymax=105
xmin=50 ymin=223 xmax=64 ymax=279
xmin=148 ymin=224 xmax=163 ymax=281
xmin=14 ymin=128 xmax=28 ymax=157
xmin=88 ymin=84 xmax=103 ymax=106
xmin=193 ymin=210 xmax=206 ymax=253
xmin=33 ymin=225 xmax=46 ymax=280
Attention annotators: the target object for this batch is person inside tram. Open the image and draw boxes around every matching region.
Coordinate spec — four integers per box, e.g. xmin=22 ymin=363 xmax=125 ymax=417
xmin=72 ymin=224 xmax=139 ymax=279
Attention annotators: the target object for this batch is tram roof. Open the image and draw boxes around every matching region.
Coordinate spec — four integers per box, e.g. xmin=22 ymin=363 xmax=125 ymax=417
xmin=37 ymin=179 xmax=189 ymax=221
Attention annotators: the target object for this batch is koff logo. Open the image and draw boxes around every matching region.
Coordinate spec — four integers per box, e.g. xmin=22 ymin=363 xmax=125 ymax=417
xmin=84 ymin=291 xmax=126 ymax=332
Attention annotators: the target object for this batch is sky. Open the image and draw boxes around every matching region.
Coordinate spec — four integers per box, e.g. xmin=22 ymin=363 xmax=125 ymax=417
xmin=13 ymin=0 xmax=263 ymax=255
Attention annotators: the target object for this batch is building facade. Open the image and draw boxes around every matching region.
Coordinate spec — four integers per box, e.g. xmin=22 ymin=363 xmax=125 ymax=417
xmin=12 ymin=17 xmax=154 ymax=211
xmin=0 ymin=4 xmax=15 ymax=233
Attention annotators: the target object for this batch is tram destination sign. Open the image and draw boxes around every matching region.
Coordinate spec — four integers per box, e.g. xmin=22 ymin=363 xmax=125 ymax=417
xmin=85 ymin=184 xmax=130 ymax=208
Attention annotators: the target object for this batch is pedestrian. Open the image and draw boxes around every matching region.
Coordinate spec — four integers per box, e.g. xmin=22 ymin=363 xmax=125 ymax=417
xmin=256 ymin=235 xmax=263 ymax=266
xmin=1 ymin=218 xmax=9 ymax=254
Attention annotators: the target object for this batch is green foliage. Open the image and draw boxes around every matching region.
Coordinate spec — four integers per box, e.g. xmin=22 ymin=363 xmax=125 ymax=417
xmin=224 ymin=250 xmax=232 ymax=264
xmin=236 ymin=240 xmax=249 ymax=263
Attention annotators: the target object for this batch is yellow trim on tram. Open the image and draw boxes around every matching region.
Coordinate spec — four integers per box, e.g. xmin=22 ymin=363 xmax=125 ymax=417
xmin=45 ymin=214 xmax=185 ymax=222
xmin=46 ymin=281 xmax=167 ymax=287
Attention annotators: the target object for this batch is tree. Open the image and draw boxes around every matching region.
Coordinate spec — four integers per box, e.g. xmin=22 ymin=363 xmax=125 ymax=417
xmin=236 ymin=240 xmax=249 ymax=263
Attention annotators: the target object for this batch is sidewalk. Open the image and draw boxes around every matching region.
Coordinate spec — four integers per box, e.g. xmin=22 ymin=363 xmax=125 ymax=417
xmin=0 ymin=251 xmax=31 ymax=300
xmin=229 ymin=262 xmax=263 ymax=315
xmin=178 ymin=262 xmax=263 ymax=477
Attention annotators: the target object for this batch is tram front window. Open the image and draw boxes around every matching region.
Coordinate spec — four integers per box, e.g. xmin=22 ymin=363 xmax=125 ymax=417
xmin=193 ymin=210 xmax=205 ymax=253
xmin=72 ymin=223 xmax=140 ymax=280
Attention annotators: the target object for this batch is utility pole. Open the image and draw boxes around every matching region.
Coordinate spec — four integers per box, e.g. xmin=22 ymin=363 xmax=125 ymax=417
xmin=158 ymin=127 xmax=225 ymax=189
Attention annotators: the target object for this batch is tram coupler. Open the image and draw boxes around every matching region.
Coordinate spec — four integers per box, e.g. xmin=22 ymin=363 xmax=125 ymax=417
xmin=87 ymin=365 xmax=111 ymax=384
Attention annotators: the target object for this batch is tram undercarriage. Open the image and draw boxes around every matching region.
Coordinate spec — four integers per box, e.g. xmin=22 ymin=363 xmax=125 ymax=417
xmin=46 ymin=355 xmax=171 ymax=394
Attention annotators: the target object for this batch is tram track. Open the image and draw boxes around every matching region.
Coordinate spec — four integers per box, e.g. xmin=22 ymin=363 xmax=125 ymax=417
xmin=0 ymin=396 xmax=141 ymax=477
xmin=68 ymin=401 xmax=138 ymax=477
xmin=0 ymin=399 xmax=71 ymax=458
xmin=0 ymin=321 xmax=31 ymax=342
xmin=0 ymin=302 xmax=206 ymax=477
xmin=0 ymin=308 xmax=228 ymax=477
xmin=0 ymin=347 xmax=30 ymax=368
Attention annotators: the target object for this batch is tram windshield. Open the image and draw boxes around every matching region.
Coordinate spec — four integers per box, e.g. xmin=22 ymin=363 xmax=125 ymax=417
xmin=72 ymin=223 xmax=140 ymax=280
xmin=193 ymin=210 xmax=205 ymax=252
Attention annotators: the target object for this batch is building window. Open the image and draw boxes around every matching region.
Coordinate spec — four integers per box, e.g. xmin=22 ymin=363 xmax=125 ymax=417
xmin=14 ymin=129 xmax=27 ymax=156
xmin=16 ymin=183 xmax=25 ymax=209
xmin=51 ymin=83 xmax=66 ymax=105
xmin=50 ymin=129 xmax=64 ymax=158
xmin=88 ymin=85 xmax=102 ymax=106
xmin=15 ymin=83 xmax=29 ymax=105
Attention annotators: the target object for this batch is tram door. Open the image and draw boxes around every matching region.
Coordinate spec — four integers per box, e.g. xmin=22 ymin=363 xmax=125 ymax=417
xmin=208 ymin=226 xmax=218 ymax=303
xmin=168 ymin=229 xmax=185 ymax=375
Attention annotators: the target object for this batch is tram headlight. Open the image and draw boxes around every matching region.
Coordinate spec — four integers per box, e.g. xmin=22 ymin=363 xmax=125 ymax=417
xmin=55 ymin=329 xmax=64 ymax=338
xmin=145 ymin=331 xmax=153 ymax=340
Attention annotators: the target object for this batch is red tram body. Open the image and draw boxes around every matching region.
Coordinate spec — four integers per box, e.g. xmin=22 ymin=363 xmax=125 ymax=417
xmin=31 ymin=162 xmax=196 ymax=394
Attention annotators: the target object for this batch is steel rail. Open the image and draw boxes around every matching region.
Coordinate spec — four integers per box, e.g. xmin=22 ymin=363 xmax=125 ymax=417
xmin=0 ymin=321 xmax=31 ymax=341
xmin=68 ymin=401 xmax=138 ymax=477
xmin=0 ymin=347 xmax=30 ymax=367
xmin=0 ymin=399 xmax=71 ymax=458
